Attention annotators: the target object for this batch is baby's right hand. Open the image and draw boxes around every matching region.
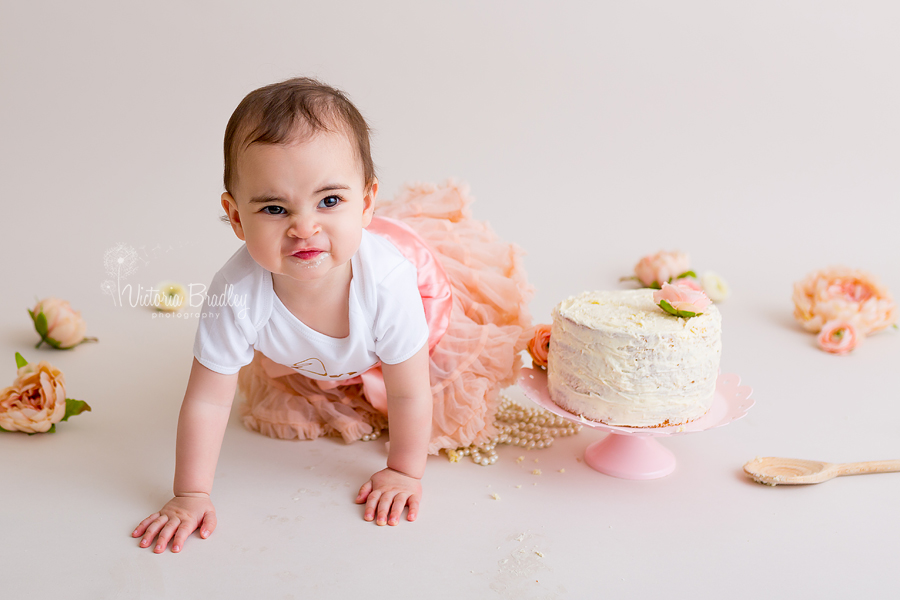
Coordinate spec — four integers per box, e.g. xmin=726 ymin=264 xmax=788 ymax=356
xmin=132 ymin=494 xmax=217 ymax=553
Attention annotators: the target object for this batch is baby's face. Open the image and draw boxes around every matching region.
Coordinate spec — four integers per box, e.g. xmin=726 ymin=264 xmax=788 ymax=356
xmin=222 ymin=130 xmax=376 ymax=288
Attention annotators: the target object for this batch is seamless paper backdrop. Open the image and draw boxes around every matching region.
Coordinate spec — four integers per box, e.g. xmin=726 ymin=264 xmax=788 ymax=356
xmin=1 ymin=2 xmax=898 ymax=599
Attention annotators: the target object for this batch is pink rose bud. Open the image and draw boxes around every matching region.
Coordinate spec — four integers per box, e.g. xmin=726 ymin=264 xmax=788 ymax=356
xmin=634 ymin=251 xmax=691 ymax=288
xmin=653 ymin=282 xmax=711 ymax=318
xmin=29 ymin=298 xmax=92 ymax=349
xmin=817 ymin=320 xmax=860 ymax=355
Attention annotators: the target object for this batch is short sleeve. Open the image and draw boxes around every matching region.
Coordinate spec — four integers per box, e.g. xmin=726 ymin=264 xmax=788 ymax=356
xmin=373 ymin=261 xmax=429 ymax=365
xmin=192 ymin=271 xmax=256 ymax=374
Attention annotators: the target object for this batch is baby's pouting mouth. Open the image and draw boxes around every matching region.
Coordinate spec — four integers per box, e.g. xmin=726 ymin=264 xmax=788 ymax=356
xmin=290 ymin=249 xmax=330 ymax=268
xmin=292 ymin=249 xmax=324 ymax=260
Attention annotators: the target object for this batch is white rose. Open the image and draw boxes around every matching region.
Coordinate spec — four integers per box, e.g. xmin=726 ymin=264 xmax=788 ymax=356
xmin=701 ymin=271 xmax=730 ymax=302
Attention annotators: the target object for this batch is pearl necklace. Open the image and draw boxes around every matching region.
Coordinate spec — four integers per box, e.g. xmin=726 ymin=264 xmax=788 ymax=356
xmin=446 ymin=392 xmax=581 ymax=466
xmin=361 ymin=392 xmax=581 ymax=465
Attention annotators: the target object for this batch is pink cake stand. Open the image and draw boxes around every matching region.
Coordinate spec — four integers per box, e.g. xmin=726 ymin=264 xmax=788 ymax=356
xmin=518 ymin=368 xmax=754 ymax=480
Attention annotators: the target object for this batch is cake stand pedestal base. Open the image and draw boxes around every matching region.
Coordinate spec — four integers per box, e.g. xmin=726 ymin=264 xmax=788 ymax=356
xmin=584 ymin=433 xmax=676 ymax=480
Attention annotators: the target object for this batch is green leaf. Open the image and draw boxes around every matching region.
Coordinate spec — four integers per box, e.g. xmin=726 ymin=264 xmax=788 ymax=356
xmin=658 ymin=299 xmax=703 ymax=319
xmin=659 ymin=299 xmax=679 ymax=316
xmin=46 ymin=424 xmax=56 ymax=433
xmin=61 ymin=398 xmax=92 ymax=422
xmin=0 ymin=424 xmax=11 ymax=433
xmin=649 ymin=281 xmax=662 ymax=290
xmin=675 ymin=271 xmax=697 ymax=280
xmin=34 ymin=311 xmax=49 ymax=337
xmin=15 ymin=352 xmax=27 ymax=369
xmin=44 ymin=337 xmax=64 ymax=349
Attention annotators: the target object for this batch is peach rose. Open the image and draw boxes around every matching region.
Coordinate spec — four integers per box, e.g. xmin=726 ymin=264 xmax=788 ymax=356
xmin=817 ymin=320 xmax=860 ymax=355
xmin=634 ymin=251 xmax=691 ymax=288
xmin=0 ymin=360 xmax=68 ymax=433
xmin=654 ymin=282 xmax=711 ymax=318
xmin=29 ymin=298 xmax=90 ymax=349
xmin=793 ymin=267 xmax=896 ymax=335
xmin=526 ymin=324 xmax=552 ymax=369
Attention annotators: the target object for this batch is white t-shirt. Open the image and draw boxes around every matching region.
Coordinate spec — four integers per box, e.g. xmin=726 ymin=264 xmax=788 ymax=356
xmin=193 ymin=229 xmax=429 ymax=379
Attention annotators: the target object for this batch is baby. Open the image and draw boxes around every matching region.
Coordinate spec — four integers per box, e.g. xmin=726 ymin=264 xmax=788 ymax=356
xmin=133 ymin=78 xmax=532 ymax=553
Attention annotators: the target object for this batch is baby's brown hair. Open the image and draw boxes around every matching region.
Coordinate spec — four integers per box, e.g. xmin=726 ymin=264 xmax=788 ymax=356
xmin=223 ymin=77 xmax=375 ymax=195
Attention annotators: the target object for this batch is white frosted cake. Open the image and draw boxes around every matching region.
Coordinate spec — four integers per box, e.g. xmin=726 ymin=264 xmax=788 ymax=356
xmin=547 ymin=289 xmax=721 ymax=427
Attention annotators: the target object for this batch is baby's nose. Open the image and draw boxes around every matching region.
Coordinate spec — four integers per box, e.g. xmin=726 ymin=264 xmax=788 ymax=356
xmin=288 ymin=214 xmax=320 ymax=238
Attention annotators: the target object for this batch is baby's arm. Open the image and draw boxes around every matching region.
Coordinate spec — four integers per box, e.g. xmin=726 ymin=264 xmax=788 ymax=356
xmin=356 ymin=344 xmax=432 ymax=525
xmin=132 ymin=358 xmax=238 ymax=553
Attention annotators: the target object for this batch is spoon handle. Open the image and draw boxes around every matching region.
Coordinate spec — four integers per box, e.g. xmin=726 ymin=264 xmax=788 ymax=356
xmin=835 ymin=460 xmax=900 ymax=478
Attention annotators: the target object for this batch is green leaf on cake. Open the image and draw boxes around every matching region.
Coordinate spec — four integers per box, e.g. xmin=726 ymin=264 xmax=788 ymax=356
xmin=658 ymin=299 xmax=702 ymax=319
xmin=659 ymin=299 xmax=678 ymax=316
xmin=15 ymin=352 xmax=28 ymax=369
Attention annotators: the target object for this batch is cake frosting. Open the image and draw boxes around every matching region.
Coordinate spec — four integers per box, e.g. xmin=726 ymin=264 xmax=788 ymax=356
xmin=547 ymin=289 xmax=721 ymax=427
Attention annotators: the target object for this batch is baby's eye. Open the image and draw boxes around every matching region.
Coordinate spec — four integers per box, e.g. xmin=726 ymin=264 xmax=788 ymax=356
xmin=318 ymin=195 xmax=341 ymax=209
xmin=261 ymin=205 xmax=286 ymax=215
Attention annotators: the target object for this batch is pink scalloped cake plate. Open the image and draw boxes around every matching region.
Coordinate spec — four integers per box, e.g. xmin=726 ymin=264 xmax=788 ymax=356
xmin=518 ymin=368 xmax=753 ymax=437
xmin=517 ymin=368 xmax=754 ymax=479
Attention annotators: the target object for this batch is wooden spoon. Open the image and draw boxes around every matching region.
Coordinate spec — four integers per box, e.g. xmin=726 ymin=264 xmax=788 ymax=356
xmin=743 ymin=456 xmax=900 ymax=486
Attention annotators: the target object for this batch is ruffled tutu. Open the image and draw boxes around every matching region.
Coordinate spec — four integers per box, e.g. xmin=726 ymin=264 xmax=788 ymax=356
xmin=237 ymin=180 xmax=534 ymax=454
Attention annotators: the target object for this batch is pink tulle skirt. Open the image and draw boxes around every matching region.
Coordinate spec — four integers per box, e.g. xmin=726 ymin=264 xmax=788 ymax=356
xmin=237 ymin=181 xmax=534 ymax=454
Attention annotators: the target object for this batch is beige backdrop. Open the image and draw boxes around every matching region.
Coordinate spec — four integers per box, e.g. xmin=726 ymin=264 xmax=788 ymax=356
xmin=2 ymin=1 xmax=898 ymax=598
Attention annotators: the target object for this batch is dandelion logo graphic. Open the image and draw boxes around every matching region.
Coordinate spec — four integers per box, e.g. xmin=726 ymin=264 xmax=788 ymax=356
xmin=101 ymin=243 xmax=140 ymax=307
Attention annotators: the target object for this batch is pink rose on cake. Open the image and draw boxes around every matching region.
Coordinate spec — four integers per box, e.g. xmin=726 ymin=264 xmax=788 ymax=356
xmin=28 ymin=297 xmax=97 ymax=349
xmin=654 ymin=282 xmax=711 ymax=318
xmin=633 ymin=251 xmax=693 ymax=289
xmin=0 ymin=353 xmax=90 ymax=434
xmin=793 ymin=267 xmax=896 ymax=335
xmin=672 ymin=277 xmax=703 ymax=292
xmin=526 ymin=324 xmax=552 ymax=369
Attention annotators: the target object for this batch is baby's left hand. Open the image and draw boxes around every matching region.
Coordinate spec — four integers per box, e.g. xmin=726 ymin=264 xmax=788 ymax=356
xmin=356 ymin=467 xmax=422 ymax=526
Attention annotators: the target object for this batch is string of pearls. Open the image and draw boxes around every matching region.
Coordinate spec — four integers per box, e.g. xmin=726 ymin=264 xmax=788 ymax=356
xmin=360 ymin=392 xmax=581 ymax=466
xmin=360 ymin=429 xmax=382 ymax=442
xmin=446 ymin=391 xmax=581 ymax=466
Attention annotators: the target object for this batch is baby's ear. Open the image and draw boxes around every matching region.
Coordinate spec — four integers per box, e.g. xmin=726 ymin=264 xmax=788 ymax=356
xmin=361 ymin=179 xmax=378 ymax=228
xmin=221 ymin=193 xmax=246 ymax=240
